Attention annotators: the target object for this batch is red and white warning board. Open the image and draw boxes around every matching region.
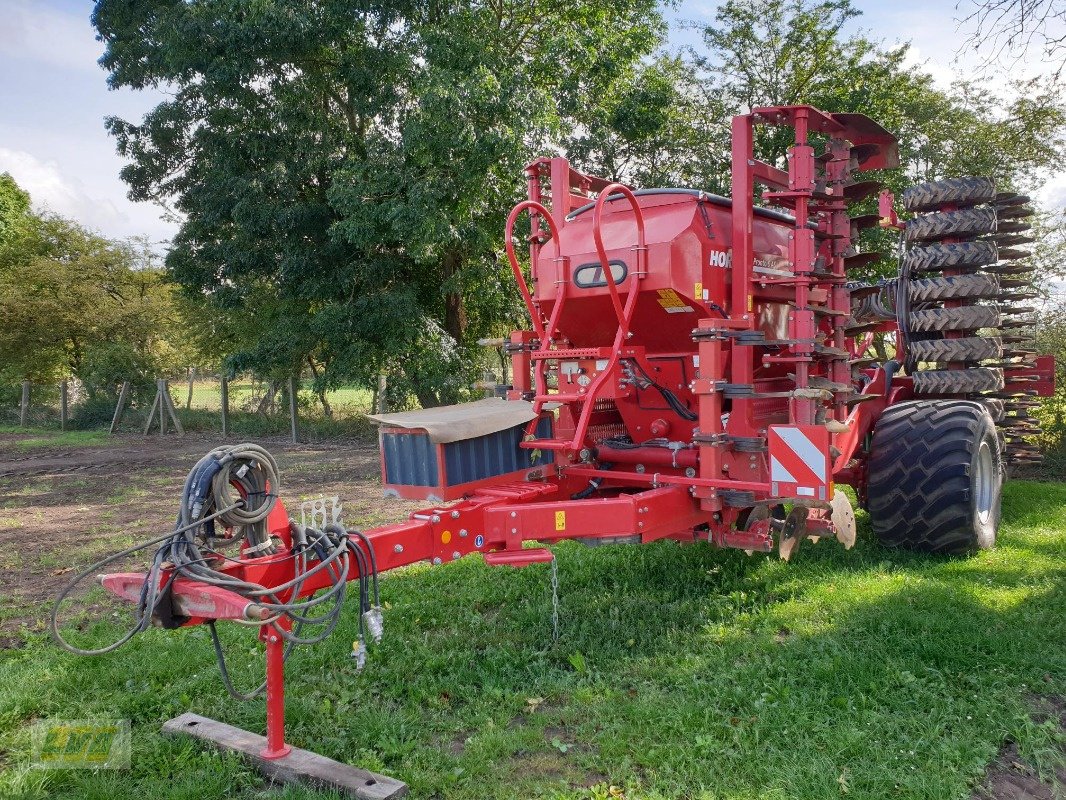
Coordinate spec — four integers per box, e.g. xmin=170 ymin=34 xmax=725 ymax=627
xmin=768 ymin=425 xmax=832 ymax=500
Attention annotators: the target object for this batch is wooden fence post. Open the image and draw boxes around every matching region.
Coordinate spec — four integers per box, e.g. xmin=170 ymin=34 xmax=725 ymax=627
xmin=60 ymin=380 xmax=68 ymax=431
xmin=288 ymin=376 xmax=298 ymax=443
xmin=220 ymin=376 xmax=229 ymax=437
xmin=186 ymin=367 xmax=196 ymax=410
xmin=112 ymin=381 xmax=131 ymax=434
xmin=162 ymin=380 xmax=185 ymax=436
xmin=142 ymin=385 xmax=160 ymax=436
xmin=158 ymin=379 xmax=167 ymax=436
xmin=20 ymin=381 xmax=29 ymax=427
xmin=376 ymin=373 xmax=388 ymax=414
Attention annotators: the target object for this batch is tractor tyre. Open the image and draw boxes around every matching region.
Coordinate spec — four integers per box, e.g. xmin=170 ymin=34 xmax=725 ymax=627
xmin=909 ymin=336 xmax=1002 ymax=363
xmin=908 ymin=273 xmax=999 ymax=303
xmin=902 ymin=177 xmax=997 ymax=213
xmin=909 ymin=305 xmax=1000 ymax=333
xmin=911 ymin=366 xmax=1004 ymax=394
xmin=902 ymin=241 xmax=998 ymax=272
xmin=977 ymin=398 xmax=1006 ymax=422
xmin=867 ymin=400 xmax=1002 ymax=553
xmin=904 ymin=207 xmax=997 ymax=243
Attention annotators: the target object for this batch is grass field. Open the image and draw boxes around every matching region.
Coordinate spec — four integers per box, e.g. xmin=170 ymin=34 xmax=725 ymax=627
xmin=0 ymin=459 xmax=1063 ymax=798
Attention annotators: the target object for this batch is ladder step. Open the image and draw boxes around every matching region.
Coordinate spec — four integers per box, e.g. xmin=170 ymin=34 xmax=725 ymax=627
xmin=537 ymin=393 xmax=584 ymax=403
xmin=532 ymin=348 xmax=608 ymax=360
xmin=520 ymin=439 xmax=572 ymax=451
xmin=484 ymin=548 xmax=554 ymax=568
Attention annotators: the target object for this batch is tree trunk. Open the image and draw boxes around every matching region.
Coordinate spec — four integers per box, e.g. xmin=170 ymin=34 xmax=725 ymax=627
xmin=374 ymin=373 xmax=388 ymax=414
xmin=442 ymin=248 xmax=467 ymax=343
xmin=306 ymin=356 xmax=332 ymax=418
xmin=186 ymin=367 xmax=195 ymax=410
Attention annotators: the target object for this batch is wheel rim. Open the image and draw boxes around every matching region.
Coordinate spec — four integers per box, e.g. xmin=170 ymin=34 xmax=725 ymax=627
xmin=975 ymin=440 xmax=994 ymax=524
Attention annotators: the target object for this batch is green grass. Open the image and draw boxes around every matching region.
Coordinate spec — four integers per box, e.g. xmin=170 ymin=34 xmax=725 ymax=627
xmin=1 ymin=481 xmax=1063 ymax=800
xmin=182 ymin=380 xmax=374 ymax=416
xmin=0 ymin=427 xmax=114 ymax=450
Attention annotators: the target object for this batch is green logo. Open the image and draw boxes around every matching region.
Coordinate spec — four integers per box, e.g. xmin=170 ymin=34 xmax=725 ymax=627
xmin=32 ymin=720 xmax=130 ymax=769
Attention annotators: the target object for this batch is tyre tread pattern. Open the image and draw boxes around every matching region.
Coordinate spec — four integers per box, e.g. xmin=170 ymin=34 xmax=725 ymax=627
xmin=909 ymin=273 xmax=999 ymax=302
xmin=902 ymin=177 xmax=996 ymax=212
xmin=868 ymin=401 xmax=999 ymax=553
xmin=904 ymin=207 xmax=997 ymax=242
xmin=909 ymin=305 xmax=1000 ymax=332
xmin=912 ymin=367 xmax=1004 ymax=394
xmin=909 ymin=336 xmax=1002 ymax=363
xmin=902 ymin=241 xmax=998 ymax=272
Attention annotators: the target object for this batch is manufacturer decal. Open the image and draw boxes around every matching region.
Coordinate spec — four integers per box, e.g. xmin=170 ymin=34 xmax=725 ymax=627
xmin=709 ymin=250 xmax=731 ymax=268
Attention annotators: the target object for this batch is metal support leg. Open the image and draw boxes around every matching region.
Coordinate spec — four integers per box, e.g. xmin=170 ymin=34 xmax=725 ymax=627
xmin=261 ymin=625 xmax=292 ymax=760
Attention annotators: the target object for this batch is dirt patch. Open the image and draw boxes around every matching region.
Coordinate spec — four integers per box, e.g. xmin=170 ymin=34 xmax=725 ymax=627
xmin=0 ymin=432 xmax=422 ymax=641
xmin=506 ymin=749 xmax=606 ymax=788
xmin=971 ymin=696 xmax=1066 ymax=800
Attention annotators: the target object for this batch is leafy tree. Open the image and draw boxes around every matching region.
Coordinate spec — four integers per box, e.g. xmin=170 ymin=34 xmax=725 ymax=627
xmin=960 ymin=0 xmax=1066 ymax=78
xmin=0 ymin=173 xmax=31 ymax=251
xmin=693 ymin=0 xmax=1066 ymax=278
xmin=566 ymin=56 xmax=731 ymax=192
xmin=0 ymin=176 xmax=199 ymax=399
xmin=93 ymin=0 xmax=664 ymax=408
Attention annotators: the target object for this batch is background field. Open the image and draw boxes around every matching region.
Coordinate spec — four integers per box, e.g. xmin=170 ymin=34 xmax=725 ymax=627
xmin=0 ymin=429 xmax=1062 ymax=800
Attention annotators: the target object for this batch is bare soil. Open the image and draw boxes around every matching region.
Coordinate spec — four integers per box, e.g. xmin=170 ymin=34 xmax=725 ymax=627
xmin=0 ymin=431 xmax=420 ymax=641
xmin=971 ymin=696 xmax=1066 ymax=800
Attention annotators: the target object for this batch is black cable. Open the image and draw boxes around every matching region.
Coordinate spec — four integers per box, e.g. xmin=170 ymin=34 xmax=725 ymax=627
xmin=51 ymin=444 xmax=376 ymax=698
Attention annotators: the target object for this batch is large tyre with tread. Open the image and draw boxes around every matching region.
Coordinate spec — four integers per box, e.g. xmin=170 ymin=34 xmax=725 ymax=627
xmin=902 ymin=177 xmax=996 ymax=212
xmin=911 ymin=367 xmax=1004 ymax=394
xmin=868 ymin=401 xmax=1002 ymax=553
xmin=909 ymin=273 xmax=999 ymax=302
xmin=909 ymin=305 xmax=1000 ymax=332
xmin=909 ymin=336 xmax=1002 ymax=363
xmin=904 ymin=207 xmax=997 ymax=242
xmin=903 ymin=241 xmax=998 ymax=272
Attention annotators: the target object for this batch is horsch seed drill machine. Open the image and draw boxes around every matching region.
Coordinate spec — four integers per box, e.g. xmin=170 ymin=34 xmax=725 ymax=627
xmin=54 ymin=106 xmax=1054 ymax=797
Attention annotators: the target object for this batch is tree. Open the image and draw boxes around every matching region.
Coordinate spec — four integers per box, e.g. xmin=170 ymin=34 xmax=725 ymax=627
xmin=694 ymin=0 xmax=1066 ymax=278
xmin=960 ymin=0 xmax=1066 ymax=78
xmin=93 ymin=0 xmax=664 ymax=408
xmin=566 ymin=56 xmax=732 ymax=192
xmin=0 ymin=173 xmax=31 ymax=251
xmin=0 ymin=176 xmax=199 ymax=399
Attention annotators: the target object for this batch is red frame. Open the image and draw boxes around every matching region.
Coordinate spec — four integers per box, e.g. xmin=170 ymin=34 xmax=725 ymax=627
xmin=96 ymin=107 xmax=1056 ymax=760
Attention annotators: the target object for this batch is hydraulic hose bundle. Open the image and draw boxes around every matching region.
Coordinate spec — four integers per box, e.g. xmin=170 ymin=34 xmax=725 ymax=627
xmin=50 ymin=443 xmax=380 ymax=700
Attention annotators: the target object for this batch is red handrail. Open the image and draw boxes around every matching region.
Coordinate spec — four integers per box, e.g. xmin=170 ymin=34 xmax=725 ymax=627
xmin=505 ymin=200 xmax=562 ymax=342
xmin=592 ymin=184 xmax=647 ymax=333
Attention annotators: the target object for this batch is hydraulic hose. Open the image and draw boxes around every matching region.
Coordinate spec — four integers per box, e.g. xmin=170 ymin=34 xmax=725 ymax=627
xmin=49 ymin=443 xmax=381 ymax=699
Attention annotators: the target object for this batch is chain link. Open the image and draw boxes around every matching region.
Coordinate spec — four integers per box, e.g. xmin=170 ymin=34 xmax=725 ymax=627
xmin=550 ymin=554 xmax=560 ymax=642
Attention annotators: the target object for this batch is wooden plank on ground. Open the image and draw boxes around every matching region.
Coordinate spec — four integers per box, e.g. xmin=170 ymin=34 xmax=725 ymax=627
xmin=161 ymin=713 xmax=407 ymax=799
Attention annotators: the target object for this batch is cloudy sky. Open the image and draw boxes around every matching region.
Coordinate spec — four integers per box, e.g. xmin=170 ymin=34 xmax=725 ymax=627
xmin=1 ymin=0 xmax=1063 ymax=247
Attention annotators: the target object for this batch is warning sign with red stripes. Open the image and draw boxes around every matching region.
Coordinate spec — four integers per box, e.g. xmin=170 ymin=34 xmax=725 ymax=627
xmin=768 ymin=424 xmax=831 ymax=500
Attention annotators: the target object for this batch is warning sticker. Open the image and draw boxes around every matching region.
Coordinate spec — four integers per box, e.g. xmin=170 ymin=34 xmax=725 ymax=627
xmin=768 ymin=425 xmax=831 ymax=501
xmin=555 ymin=510 xmax=566 ymax=531
xmin=656 ymin=288 xmax=694 ymax=314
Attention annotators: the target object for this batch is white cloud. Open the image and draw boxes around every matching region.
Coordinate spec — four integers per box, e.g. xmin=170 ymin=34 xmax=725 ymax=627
xmin=0 ymin=1 xmax=103 ymax=72
xmin=1036 ymin=174 xmax=1066 ymax=210
xmin=0 ymin=146 xmax=130 ymax=232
